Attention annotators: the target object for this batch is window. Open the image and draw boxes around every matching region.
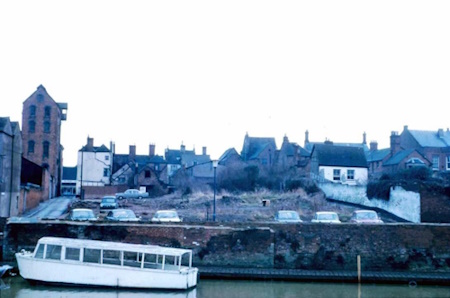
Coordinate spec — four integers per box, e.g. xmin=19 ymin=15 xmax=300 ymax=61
xmin=261 ymin=158 xmax=267 ymax=165
xmin=43 ymin=141 xmax=50 ymax=158
xmin=34 ymin=244 xmax=45 ymax=259
xmin=44 ymin=106 xmax=51 ymax=119
xmin=45 ymin=245 xmax=62 ymax=260
xmin=28 ymin=141 xmax=35 ymax=153
xmin=105 ymin=155 xmax=109 ymax=161
xmin=333 ymin=169 xmax=341 ymax=181
xmin=432 ymin=155 xmax=439 ymax=170
xmin=145 ymin=170 xmax=151 ymax=178
xmin=29 ymin=120 xmax=35 ymax=133
xmin=447 ymin=155 xmax=450 ymax=171
xmin=347 ymin=169 xmax=355 ymax=180
xmin=29 ymin=105 xmax=36 ymax=117
xmin=37 ymin=94 xmax=44 ymax=102
xmin=103 ymin=168 xmax=109 ymax=177
xmin=65 ymin=247 xmax=80 ymax=261
xmin=44 ymin=121 xmax=50 ymax=133
xmin=83 ymin=248 xmax=101 ymax=263
xmin=103 ymin=250 xmax=121 ymax=265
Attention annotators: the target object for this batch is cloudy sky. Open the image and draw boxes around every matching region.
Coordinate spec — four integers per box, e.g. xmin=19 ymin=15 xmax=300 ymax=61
xmin=1 ymin=1 xmax=449 ymax=166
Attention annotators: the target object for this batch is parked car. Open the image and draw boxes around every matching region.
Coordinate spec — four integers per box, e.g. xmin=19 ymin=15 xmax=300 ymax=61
xmin=100 ymin=196 xmax=119 ymax=210
xmin=151 ymin=210 xmax=181 ymax=223
xmin=69 ymin=208 xmax=98 ymax=221
xmin=311 ymin=211 xmax=341 ymax=223
xmin=105 ymin=209 xmax=141 ymax=222
xmin=350 ymin=210 xmax=383 ymax=224
xmin=115 ymin=189 xmax=149 ymax=200
xmin=274 ymin=210 xmax=302 ymax=223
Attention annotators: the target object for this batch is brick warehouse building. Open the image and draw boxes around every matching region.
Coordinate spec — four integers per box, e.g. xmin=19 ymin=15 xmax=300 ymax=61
xmin=21 ymin=85 xmax=67 ymax=197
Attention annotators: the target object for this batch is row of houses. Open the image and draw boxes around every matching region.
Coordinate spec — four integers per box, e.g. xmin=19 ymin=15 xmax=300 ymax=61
xmin=63 ymin=126 xmax=450 ymax=198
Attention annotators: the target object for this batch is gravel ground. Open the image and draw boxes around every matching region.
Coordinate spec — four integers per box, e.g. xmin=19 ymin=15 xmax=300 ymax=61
xmin=69 ymin=189 xmax=404 ymax=223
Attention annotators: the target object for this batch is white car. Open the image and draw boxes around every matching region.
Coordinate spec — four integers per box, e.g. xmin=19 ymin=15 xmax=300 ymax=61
xmin=151 ymin=210 xmax=181 ymax=223
xmin=311 ymin=211 xmax=341 ymax=223
xmin=350 ymin=210 xmax=383 ymax=224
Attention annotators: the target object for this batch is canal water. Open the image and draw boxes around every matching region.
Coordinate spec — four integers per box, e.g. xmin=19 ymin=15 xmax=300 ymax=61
xmin=1 ymin=276 xmax=450 ymax=298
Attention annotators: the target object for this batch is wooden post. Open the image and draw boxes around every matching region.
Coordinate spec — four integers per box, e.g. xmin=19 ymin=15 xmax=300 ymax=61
xmin=357 ymin=255 xmax=361 ymax=283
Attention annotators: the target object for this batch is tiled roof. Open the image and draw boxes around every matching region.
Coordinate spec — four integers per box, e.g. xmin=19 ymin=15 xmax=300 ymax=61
xmin=408 ymin=129 xmax=450 ymax=147
xmin=313 ymin=144 xmax=368 ymax=168
xmin=218 ymin=148 xmax=240 ymax=164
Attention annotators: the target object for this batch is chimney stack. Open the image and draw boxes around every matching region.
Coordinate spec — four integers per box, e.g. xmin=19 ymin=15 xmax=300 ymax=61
xmin=370 ymin=141 xmax=378 ymax=151
xmin=180 ymin=144 xmax=185 ymax=153
xmin=363 ymin=132 xmax=367 ymax=144
xmin=390 ymin=131 xmax=400 ymax=155
xmin=149 ymin=144 xmax=155 ymax=157
xmin=304 ymin=130 xmax=309 ymax=145
xmin=202 ymin=146 xmax=207 ymax=155
xmin=129 ymin=145 xmax=136 ymax=161
xmin=87 ymin=137 xmax=94 ymax=150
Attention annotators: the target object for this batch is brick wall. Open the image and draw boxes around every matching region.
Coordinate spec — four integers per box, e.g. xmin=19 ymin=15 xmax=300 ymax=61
xmin=82 ymin=185 xmax=128 ymax=199
xmin=3 ymin=222 xmax=450 ymax=272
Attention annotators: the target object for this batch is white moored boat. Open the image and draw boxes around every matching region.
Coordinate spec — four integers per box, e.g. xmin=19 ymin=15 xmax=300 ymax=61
xmin=15 ymin=237 xmax=198 ymax=290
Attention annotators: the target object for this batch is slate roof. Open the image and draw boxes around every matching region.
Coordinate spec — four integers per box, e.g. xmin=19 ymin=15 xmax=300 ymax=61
xmin=62 ymin=166 xmax=77 ymax=180
xmin=219 ymin=148 xmax=241 ymax=164
xmin=113 ymin=154 xmax=167 ymax=173
xmin=305 ymin=142 xmax=369 ymax=154
xmin=242 ymin=136 xmax=277 ymax=160
xmin=383 ymin=149 xmax=426 ymax=166
xmin=408 ymin=129 xmax=450 ymax=147
xmin=366 ymin=148 xmax=390 ymax=163
xmin=0 ymin=117 xmax=11 ymax=134
xmin=165 ymin=149 xmax=195 ymax=164
xmin=80 ymin=144 xmax=110 ymax=152
xmin=313 ymin=144 xmax=368 ymax=168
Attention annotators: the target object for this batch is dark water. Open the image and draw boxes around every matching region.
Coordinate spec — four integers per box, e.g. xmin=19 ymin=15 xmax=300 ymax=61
xmin=1 ymin=276 xmax=450 ymax=298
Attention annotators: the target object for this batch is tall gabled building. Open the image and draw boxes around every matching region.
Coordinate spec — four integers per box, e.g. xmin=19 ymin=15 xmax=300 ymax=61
xmin=21 ymin=85 xmax=67 ymax=197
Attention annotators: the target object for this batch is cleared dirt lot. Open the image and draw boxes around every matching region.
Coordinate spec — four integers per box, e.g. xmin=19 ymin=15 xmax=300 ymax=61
xmin=69 ymin=189 xmax=403 ymax=223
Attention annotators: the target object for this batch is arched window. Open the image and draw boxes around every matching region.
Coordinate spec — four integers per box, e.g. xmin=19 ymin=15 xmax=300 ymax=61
xmin=43 ymin=141 xmax=50 ymax=158
xmin=29 ymin=105 xmax=36 ymax=117
xmin=29 ymin=120 xmax=35 ymax=133
xmin=28 ymin=140 xmax=35 ymax=153
xmin=44 ymin=121 xmax=50 ymax=133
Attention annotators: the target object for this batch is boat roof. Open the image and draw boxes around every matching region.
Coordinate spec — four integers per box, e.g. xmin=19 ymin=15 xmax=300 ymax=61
xmin=38 ymin=237 xmax=192 ymax=257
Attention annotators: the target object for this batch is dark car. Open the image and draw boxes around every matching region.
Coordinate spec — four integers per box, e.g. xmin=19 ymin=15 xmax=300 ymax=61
xmin=69 ymin=208 xmax=98 ymax=221
xmin=350 ymin=210 xmax=383 ymax=224
xmin=100 ymin=196 xmax=119 ymax=210
xmin=274 ymin=210 xmax=302 ymax=223
xmin=105 ymin=209 xmax=141 ymax=222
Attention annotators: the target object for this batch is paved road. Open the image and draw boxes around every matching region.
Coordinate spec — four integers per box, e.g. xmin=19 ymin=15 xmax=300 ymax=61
xmin=21 ymin=196 xmax=75 ymax=219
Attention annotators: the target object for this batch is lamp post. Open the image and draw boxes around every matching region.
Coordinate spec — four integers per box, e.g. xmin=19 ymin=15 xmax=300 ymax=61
xmin=212 ymin=160 xmax=218 ymax=221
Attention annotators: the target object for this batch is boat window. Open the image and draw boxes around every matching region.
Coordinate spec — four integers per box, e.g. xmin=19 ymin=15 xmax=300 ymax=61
xmin=34 ymin=244 xmax=45 ymax=259
xmin=103 ymin=250 xmax=121 ymax=266
xmin=45 ymin=245 xmax=62 ymax=260
xmin=164 ymin=255 xmax=178 ymax=270
xmin=83 ymin=248 xmax=101 ymax=264
xmin=123 ymin=251 xmax=141 ymax=268
xmin=65 ymin=247 xmax=80 ymax=261
xmin=143 ymin=254 xmax=159 ymax=269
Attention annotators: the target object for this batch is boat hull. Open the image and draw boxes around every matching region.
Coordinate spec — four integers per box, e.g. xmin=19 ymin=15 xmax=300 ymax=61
xmin=16 ymin=253 xmax=198 ymax=290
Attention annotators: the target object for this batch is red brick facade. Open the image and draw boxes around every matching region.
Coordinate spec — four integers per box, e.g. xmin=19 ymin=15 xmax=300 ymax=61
xmin=21 ymin=85 xmax=67 ymax=197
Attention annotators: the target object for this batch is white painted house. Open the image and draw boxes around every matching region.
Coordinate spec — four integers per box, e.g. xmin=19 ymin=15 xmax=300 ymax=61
xmin=310 ymin=143 xmax=368 ymax=185
xmin=76 ymin=137 xmax=113 ymax=196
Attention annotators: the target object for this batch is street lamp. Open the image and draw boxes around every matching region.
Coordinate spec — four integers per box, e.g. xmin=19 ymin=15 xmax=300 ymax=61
xmin=212 ymin=160 xmax=218 ymax=221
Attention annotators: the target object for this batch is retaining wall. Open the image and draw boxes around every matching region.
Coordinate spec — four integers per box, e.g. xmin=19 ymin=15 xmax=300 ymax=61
xmin=3 ymin=221 xmax=450 ymax=272
xmin=318 ymin=183 xmax=421 ymax=223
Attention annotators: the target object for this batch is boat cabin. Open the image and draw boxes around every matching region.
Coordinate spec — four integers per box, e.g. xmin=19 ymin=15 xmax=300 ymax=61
xmin=32 ymin=237 xmax=193 ymax=272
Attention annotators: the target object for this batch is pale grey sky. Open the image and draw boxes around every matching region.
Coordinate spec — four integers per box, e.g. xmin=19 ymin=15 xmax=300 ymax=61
xmin=1 ymin=1 xmax=449 ymax=166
